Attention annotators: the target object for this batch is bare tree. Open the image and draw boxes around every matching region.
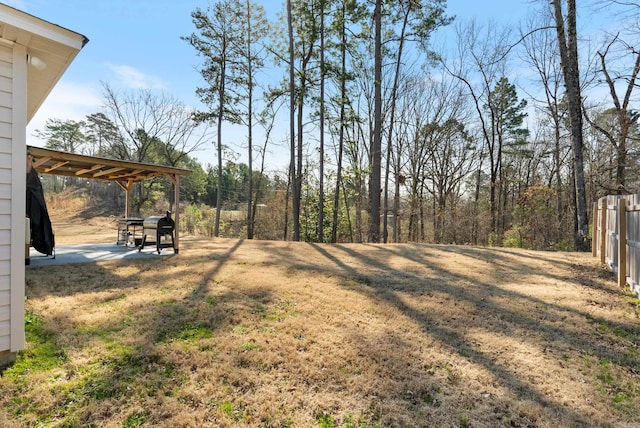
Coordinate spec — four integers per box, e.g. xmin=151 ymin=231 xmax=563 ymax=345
xmin=442 ymin=20 xmax=512 ymax=240
xmin=287 ymin=0 xmax=296 ymax=240
xmin=398 ymin=73 xmax=473 ymax=243
xmin=101 ymin=83 xmax=209 ymax=213
xmin=521 ymin=11 xmax=569 ymax=238
xmin=369 ymin=0 xmax=382 ymax=243
xmin=584 ymin=34 xmax=640 ymax=194
xmin=102 ymin=83 xmax=208 ymax=167
xmin=381 ymin=0 xmax=452 ymax=243
xmin=552 ymin=0 xmax=590 ymax=249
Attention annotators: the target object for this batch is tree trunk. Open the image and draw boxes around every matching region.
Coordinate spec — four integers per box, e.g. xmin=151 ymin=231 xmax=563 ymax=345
xmin=369 ymin=0 xmax=382 ymax=243
xmin=284 ymin=172 xmax=291 ymax=240
xmin=383 ymin=2 xmax=411 ymax=244
xmin=332 ymin=4 xmax=347 ymax=244
xmin=554 ymin=115 xmax=563 ymax=236
xmin=394 ymin=157 xmax=401 ymax=243
xmin=419 ymin=180 xmax=426 ymax=241
xmin=383 ymin=141 xmax=391 ymax=243
xmin=355 ymin=179 xmax=363 ymax=243
xmin=553 ymin=0 xmax=589 ymax=249
xmin=246 ymin=0 xmax=254 ymax=240
xmin=287 ymin=0 xmax=298 ymax=241
xmin=295 ymin=84 xmax=305 ymax=241
xmin=472 ymin=144 xmax=486 ymax=245
xmin=214 ymin=68 xmax=225 ymax=237
xmin=409 ymin=183 xmax=419 ymax=241
xmin=318 ymin=4 xmax=325 ymax=243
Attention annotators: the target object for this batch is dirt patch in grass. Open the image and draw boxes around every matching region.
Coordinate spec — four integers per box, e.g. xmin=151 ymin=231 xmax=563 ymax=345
xmin=3 ymin=235 xmax=640 ymax=427
xmin=44 ymin=191 xmax=122 ymax=245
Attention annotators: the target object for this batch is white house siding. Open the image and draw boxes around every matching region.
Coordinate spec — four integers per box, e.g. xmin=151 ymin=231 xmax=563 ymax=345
xmin=0 ymin=247 xmax=8 ymax=352
xmin=10 ymin=43 xmax=26 ymax=352
xmin=0 ymin=43 xmax=11 ymax=353
xmin=0 ymin=41 xmax=26 ymax=354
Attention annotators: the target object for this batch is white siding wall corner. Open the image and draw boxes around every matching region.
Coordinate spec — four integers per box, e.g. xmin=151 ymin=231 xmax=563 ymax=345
xmin=0 ymin=43 xmax=11 ymax=353
xmin=9 ymin=43 xmax=26 ymax=352
xmin=0 ymin=42 xmax=26 ymax=353
xmin=0 ymin=9 xmax=85 ymax=356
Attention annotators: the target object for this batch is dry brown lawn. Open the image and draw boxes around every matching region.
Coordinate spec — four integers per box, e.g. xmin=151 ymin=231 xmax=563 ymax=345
xmin=2 ymin=211 xmax=640 ymax=427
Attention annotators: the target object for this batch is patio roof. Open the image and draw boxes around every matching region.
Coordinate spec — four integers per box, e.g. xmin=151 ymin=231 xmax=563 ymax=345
xmin=26 ymin=145 xmax=192 ymax=253
xmin=27 ymin=145 xmax=191 ymax=183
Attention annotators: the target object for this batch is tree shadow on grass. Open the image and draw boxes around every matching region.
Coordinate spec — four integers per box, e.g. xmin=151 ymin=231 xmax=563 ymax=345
xmin=302 ymin=242 xmax=639 ymax=426
xmin=11 ymin=239 xmax=251 ymax=425
xmin=12 ymin=239 xmax=640 ymax=426
xmin=434 ymin=244 xmax=620 ymax=297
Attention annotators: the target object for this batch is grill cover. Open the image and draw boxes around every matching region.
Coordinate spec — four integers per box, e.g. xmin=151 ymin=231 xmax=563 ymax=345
xmin=26 ymin=167 xmax=54 ymax=256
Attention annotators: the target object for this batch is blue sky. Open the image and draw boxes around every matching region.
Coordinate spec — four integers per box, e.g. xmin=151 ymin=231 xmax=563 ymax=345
xmin=5 ymin=0 xmax=532 ymax=167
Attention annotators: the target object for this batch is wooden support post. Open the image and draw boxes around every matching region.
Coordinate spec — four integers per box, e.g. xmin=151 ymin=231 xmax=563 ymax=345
xmin=174 ymin=174 xmax=180 ymax=254
xmin=618 ymin=198 xmax=627 ymax=288
xmin=116 ymin=179 xmax=135 ymax=218
xmin=125 ymin=179 xmax=134 ymax=218
xmin=592 ymin=202 xmax=598 ymax=257
xmin=125 ymin=187 xmax=130 ymax=218
xmin=600 ymin=198 xmax=607 ymax=264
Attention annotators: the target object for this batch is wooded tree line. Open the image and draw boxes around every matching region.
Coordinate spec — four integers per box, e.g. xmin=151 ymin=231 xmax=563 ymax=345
xmin=34 ymin=0 xmax=640 ymax=249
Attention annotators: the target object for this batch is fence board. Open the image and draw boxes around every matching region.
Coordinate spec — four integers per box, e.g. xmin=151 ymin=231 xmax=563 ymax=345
xmin=593 ymin=194 xmax=640 ymax=297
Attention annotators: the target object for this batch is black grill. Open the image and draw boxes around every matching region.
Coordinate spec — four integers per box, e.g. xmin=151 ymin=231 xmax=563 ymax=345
xmin=138 ymin=211 xmax=175 ymax=253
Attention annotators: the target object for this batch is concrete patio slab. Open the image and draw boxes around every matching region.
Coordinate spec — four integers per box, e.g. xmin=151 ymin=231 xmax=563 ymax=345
xmin=26 ymin=243 xmax=173 ymax=267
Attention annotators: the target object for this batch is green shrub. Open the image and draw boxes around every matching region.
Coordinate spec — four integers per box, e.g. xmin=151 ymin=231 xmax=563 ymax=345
xmin=553 ymin=238 xmax=575 ymax=252
xmin=503 ymin=227 xmax=525 ymax=248
xmin=487 ymin=232 xmax=500 ymax=247
xmin=181 ymin=204 xmax=203 ymax=234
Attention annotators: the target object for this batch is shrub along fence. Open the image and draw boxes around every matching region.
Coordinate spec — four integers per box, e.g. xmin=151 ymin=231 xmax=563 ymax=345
xmin=593 ymin=194 xmax=640 ymax=297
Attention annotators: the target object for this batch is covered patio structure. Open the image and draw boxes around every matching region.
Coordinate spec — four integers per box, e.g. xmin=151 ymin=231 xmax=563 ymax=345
xmin=26 ymin=145 xmax=192 ymax=253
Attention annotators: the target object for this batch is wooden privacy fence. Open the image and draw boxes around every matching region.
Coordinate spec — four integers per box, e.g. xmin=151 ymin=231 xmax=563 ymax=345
xmin=592 ymin=194 xmax=640 ymax=297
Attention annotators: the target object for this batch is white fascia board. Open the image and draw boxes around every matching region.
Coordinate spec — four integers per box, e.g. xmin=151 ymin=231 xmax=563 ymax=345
xmin=0 ymin=5 xmax=87 ymax=49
